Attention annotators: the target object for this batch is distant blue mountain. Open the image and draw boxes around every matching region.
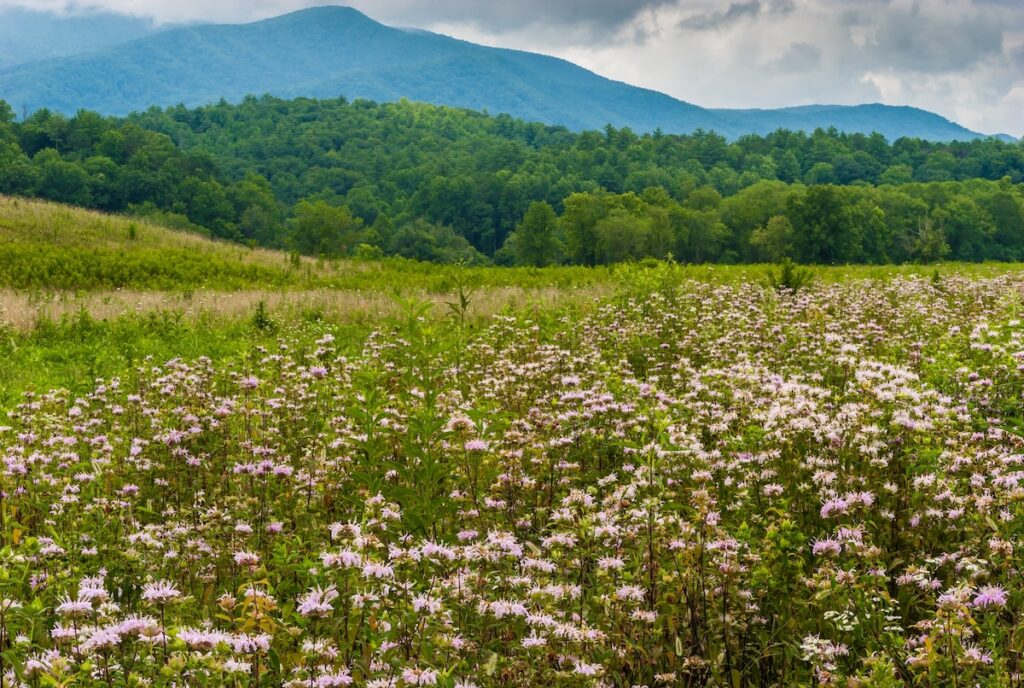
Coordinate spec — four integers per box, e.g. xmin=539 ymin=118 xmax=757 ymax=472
xmin=0 ymin=5 xmax=1007 ymax=142
xmin=712 ymin=104 xmax=1012 ymax=143
xmin=0 ymin=7 xmax=163 ymax=70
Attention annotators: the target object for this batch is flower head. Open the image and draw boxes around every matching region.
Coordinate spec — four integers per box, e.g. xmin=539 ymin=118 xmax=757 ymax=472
xmin=141 ymin=580 xmax=182 ymax=605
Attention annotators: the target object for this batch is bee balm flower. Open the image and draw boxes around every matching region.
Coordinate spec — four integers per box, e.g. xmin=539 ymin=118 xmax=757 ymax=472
xmin=141 ymin=580 xmax=182 ymax=605
xmin=972 ymin=585 xmax=1008 ymax=609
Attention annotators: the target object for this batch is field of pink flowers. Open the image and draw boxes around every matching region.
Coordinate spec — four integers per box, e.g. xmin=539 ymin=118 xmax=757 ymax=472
xmin=2 ymin=272 xmax=1024 ymax=687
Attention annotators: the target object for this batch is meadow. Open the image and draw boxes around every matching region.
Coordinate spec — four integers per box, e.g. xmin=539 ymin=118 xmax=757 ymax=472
xmin=4 ymin=198 xmax=1024 ymax=686
xmin=9 ymin=195 xmax=1017 ymax=409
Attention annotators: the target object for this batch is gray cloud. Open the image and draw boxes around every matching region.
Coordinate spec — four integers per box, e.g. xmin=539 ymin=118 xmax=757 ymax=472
xmin=0 ymin=0 xmax=677 ymax=31
xmin=767 ymin=0 xmax=795 ymax=14
xmin=680 ymin=1 xmax=760 ymax=31
xmin=375 ymin=0 xmax=677 ymax=33
xmin=862 ymin=3 xmax=1004 ymax=72
xmin=1013 ymin=46 xmax=1024 ymax=69
xmin=678 ymin=0 xmax=795 ymax=32
xmin=768 ymin=42 xmax=822 ymax=72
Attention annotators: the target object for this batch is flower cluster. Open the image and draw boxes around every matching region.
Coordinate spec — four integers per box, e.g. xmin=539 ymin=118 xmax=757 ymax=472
xmin=0 ymin=274 xmax=1022 ymax=686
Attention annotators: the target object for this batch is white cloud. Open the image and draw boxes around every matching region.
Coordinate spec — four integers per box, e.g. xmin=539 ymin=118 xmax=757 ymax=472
xmin=860 ymin=71 xmax=904 ymax=102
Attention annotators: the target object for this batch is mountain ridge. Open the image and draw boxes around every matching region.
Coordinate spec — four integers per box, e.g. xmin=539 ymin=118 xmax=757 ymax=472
xmin=0 ymin=6 xmax=165 ymax=70
xmin=0 ymin=5 xmax=1010 ymax=142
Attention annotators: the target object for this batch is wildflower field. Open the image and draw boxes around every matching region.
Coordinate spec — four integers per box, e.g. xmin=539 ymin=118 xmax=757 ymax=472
xmin=3 ymin=266 xmax=1024 ymax=687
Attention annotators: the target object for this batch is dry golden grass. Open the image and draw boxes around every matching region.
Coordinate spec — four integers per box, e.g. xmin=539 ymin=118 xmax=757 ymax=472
xmin=0 ymin=285 xmax=611 ymax=331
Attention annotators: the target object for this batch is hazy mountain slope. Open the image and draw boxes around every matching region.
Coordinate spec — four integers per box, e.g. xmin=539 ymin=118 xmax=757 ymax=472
xmin=0 ymin=7 xmax=162 ymax=70
xmin=0 ymin=6 xmax=721 ymax=133
xmin=0 ymin=5 xmax=996 ymax=141
xmin=712 ymin=104 xmax=985 ymax=143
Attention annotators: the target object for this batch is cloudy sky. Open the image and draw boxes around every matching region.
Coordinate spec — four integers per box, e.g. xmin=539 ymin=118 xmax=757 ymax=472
xmin=2 ymin=0 xmax=1022 ymax=136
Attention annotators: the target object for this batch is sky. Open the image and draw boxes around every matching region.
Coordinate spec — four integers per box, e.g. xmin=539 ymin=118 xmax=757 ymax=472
xmin=2 ymin=0 xmax=1022 ymax=137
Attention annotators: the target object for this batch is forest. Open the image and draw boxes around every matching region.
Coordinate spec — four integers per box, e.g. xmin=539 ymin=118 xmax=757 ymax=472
xmin=1 ymin=95 xmax=1023 ymax=264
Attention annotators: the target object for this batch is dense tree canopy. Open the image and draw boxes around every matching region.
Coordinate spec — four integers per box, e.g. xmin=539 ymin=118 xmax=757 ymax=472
xmin=0 ymin=95 xmax=1022 ymax=264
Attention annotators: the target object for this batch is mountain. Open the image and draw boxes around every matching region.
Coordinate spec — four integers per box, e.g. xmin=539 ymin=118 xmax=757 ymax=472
xmin=0 ymin=7 xmax=163 ymax=70
xmin=711 ymin=104 xmax=997 ymax=145
xmin=0 ymin=5 xmax=996 ymax=142
xmin=0 ymin=6 xmax=716 ymax=134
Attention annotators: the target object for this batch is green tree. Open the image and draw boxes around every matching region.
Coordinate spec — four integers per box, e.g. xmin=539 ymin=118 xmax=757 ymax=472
xmin=879 ymin=164 xmax=914 ymax=186
xmin=290 ymin=200 xmax=365 ymax=257
xmin=180 ymin=177 xmax=235 ymax=238
xmin=34 ymin=149 xmax=92 ymax=206
xmin=594 ymin=209 xmax=649 ymax=264
xmin=230 ymin=173 xmax=282 ymax=245
xmin=561 ymin=192 xmax=609 ymax=265
xmin=0 ymin=100 xmax=14 ymax=125
xmin=787 ymin=186 xmax=862 ymax=263
xmin=0 ymin=142 xmax=38 ymax=195
xmin=907 ymin=215 xmax=951 ymax=263
xmin=749 ymin=215 xmax=795 ymax=262
xmin=507 ymin=201 xmax=562 ymax=266
xmin=805 ymin=162 xmax=836 ymax=185
xmin=934 ymin=195 xmax=994 ymax=261
xmin=673 ymin=207 xmax=730 ymax=263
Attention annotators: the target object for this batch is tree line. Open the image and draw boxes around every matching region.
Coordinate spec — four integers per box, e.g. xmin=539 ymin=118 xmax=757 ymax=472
xmin=0 ymin=95 xmax=1022 ymax=264
xmin=505 ymin=180 xmax=1023 ymax=266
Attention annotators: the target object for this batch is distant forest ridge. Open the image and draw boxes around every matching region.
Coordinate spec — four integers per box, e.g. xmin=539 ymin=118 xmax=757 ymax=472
xmin=0 ymin=5 xmax=1013 ymax=143
xmin=0 ymin=95 xmax=1022 ymax=265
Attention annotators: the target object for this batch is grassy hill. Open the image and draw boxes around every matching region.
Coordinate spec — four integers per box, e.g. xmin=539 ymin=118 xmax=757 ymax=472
xmin=0 ymin=196 xmax=315 ymax=290
xmin=0 ymin=196 xmax=613 ymax=293
xmin=0 ymin=5 xmax=994 ymax=141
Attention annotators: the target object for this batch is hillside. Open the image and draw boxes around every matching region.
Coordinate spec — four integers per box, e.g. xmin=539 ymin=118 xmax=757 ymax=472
xmin=0 ymin=5 xmax=993 ymax=142
xmin=0 ymin=196 xmax=310 ymax=290
xmin=0 ymin=7 xmax=162 ymax=70
xmin=0 ymin=196 xmax=617 ymax=294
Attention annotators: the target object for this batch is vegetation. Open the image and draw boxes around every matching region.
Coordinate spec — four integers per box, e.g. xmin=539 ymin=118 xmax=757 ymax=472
xmin=1 ymin=265 xmax=1024 ymax=685
xmin=0 ymin=196 xmax=320 ymax=290
xmin=765 ymin=258 xmax=816 ymax=292
xmin=0 ymin=197 xmax=616 ymax=291
xmin=1 ymin=96 xmax=1022 ymax=266
xmin=6 ymin=196 xmax=1023 ymax=408
xmin=3 ymin=7 xmax=1023 ymax=685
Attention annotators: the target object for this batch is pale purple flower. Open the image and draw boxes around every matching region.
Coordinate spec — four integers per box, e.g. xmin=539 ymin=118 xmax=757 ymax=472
xmin=812 ymin=538 xmax=842 ymax=557
xmin=297 ymin=586 xmax=338 ymax=618
xmin=81 ymin=627 xmax=121 ymax=652
xmin=141 ymin=580 xmax=182 ymax=605
xmin=574 ymin=661 xmax=603 ymax=676
xmin=55 ymin=597 xmax=93 ymax=618
xmin=401 ymin=667 xmax=438 ymax=686
xmin=972 ymin=585 xmax=1008 ymax=609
